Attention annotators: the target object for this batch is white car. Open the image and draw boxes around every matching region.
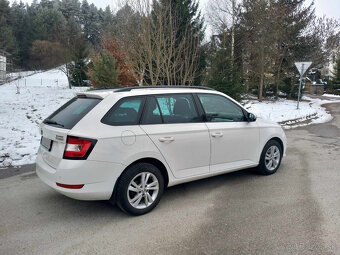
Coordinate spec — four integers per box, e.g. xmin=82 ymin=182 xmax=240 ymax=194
xmin=36 ymin=86 xmax=287 ymax=215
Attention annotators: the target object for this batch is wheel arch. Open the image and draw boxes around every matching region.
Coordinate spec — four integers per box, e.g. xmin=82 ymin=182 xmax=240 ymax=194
xmin=269 ymin=137 xmax=284 ymax=152
xmin=110 ymin=157 xmax=169 ymax=205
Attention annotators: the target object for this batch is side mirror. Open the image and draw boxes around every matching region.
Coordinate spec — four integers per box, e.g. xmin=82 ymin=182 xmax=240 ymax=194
xmin=247 ymin=112 xmax=257 ymax=122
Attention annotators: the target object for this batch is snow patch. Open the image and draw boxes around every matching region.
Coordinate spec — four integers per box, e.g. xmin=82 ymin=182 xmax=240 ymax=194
xmin=244 ymin=96 xmax=340 ymax=129
xmin=323 ymin=93 xmax=340 ymax=98
xmin=0 ymin=67 xmax=87 ymax=167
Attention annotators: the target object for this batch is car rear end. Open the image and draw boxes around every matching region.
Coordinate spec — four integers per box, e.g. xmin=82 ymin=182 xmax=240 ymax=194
xmin=36 ymin=91 xmax=124 ymax=200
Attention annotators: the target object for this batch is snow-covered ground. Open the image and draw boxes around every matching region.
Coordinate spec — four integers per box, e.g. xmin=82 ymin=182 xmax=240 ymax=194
xmin=323 ymin=93 xmax=340 ymax=98
xmin=0 ymin=68 xmax=87 ymax=167
xmin=6 ymin=70 xmax=39 ymax=81
xmin=1 ymin=68 xmax=340 ymax=167
xmin=244 ymin=96 xmax=340 ymax=129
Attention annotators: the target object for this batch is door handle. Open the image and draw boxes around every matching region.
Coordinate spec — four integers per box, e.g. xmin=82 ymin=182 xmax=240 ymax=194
xmin=158 ymin=137 xmax=175 ymax=142
xmin=211 ymin=132 xmax=223 ymax=138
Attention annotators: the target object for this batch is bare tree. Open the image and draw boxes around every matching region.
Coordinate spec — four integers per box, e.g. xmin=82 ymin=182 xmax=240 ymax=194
xmin=113 ymin=0 xmax=202 ymax=86
xmin=207 ymin=0 xmax=240 ymax=66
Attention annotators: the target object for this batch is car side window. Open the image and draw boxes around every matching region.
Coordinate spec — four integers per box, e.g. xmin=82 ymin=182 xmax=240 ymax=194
xmin=154 ymin=94 xmax=200 ymax=124
xmin=101 ymin=96 xmax=145 ymax=126
xmin=141 ymin=96 xmax=162 ymax=125
xmin=197 ymin=94 xmax=246 ymax=122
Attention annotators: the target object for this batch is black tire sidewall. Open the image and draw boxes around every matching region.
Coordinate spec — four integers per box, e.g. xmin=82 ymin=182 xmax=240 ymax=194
xmin=258 ymin=140 xmax=283 ymax=175
xmin=117 ymin=163 xmax=164 ymax=216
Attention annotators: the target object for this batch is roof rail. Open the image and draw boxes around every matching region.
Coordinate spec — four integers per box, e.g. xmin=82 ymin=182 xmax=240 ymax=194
xmin=114 ymin=85 xmax=215 ymax=92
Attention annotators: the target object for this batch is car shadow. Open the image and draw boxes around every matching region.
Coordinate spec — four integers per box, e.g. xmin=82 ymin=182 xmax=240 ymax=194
xmin=35 ymin=167 xmax=260 ymax=221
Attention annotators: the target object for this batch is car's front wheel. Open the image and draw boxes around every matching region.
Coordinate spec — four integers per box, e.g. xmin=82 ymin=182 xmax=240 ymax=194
xmin=116 ymin=163 xmax=164 ymax=215
xmin=257 ymin=140 xmax=283 ymax=175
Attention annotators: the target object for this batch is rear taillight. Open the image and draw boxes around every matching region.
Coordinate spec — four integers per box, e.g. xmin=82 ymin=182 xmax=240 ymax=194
xmin=63 ymin=136 xmax=97 ymax=160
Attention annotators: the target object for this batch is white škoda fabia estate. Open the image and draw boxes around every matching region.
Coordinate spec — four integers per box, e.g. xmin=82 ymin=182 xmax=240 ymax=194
xmin=36 ymin=86 xmax=287 ymax=215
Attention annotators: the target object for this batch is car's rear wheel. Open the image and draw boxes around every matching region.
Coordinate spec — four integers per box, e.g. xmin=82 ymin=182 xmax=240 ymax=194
xmin=257 ymin=140 xmax=283 ymax=175
xmin=116 ymin=163 xmax=164 ymax=215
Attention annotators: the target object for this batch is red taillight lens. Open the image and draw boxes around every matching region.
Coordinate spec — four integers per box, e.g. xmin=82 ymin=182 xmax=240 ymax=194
xmin=63 ymin=136 xmax=96 ymax=159
xmin=56 ymin=183 xmax=84 ymax=189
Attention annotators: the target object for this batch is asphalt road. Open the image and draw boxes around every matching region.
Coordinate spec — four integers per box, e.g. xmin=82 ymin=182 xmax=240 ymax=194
xmin=1 ymin=103 xmax=340 ymax=255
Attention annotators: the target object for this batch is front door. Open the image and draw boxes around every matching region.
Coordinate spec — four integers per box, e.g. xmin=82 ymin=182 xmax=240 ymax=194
xmin=140 ymin=94 xmax=210 ymax=179
xmin=196 ymin=93 xmax=260 ymax=173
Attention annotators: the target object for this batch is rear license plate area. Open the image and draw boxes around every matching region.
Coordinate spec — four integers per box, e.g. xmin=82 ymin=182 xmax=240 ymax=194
xmin=41 ymin=137 xmax=53 ymax=151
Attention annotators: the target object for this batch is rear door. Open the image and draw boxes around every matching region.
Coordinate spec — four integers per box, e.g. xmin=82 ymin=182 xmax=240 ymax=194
xmin=40 ymin=96 xmax=101 ymax=168
xmin=140 ymin=94 xmax=210 ymax=179
xmin=196 ymin=93 xmax=260 ymax=173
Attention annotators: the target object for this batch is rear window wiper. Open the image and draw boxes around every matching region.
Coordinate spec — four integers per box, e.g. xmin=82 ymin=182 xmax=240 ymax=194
xmin=44 ymin=119 xmax=64 ymax=127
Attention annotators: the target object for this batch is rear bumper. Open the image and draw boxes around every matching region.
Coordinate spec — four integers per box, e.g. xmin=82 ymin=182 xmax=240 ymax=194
xmin=36 ymin=153 xmax=125 ymax=201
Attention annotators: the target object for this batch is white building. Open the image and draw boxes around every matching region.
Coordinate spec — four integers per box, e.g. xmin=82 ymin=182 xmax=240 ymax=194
xmin=322 ymin=47 xmax=340 ymax=79
xmin=0 ymin=50 xmax=8 ymax=83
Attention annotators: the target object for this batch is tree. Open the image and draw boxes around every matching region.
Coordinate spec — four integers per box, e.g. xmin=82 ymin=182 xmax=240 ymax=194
xmin=102 ymin=38 xmax=138 ymax=86
xmin=240 ymin=0 xmax=315 ymax=100
xmin=241 ymin=0 xmax=272 ymax=101
xmin=206 ymin=37 xmax=244 ymax=101
xmin=0 ymin=0 xmax=17 ymax=58
xmin=80 ymin=0 xmax=101 ymax=46
xmin=113 ymin=1 xmax=205 ymax=86
xmin=68 ymin=38 xmax=89 ymax=86
xmin=9 ymin=1 xmax=30 ymax=66
xmin=88 ymin=38 xmax=138 ymax=88
xmin=58 ymin=0 xmax=80 ymax=21
xmin=332 ymin=56 xmax=340 ymax=85
xmin=59 ymin=33 xmax=89 ymax=88
xmin=29 ymin=40 xmax=66 ymax=69
xmin=87 ymin=51 xmax=119 ymax=88
xmin=208 ymin=0 xmax=240 ymax=67
xmin=155 ymin=0 xmax=206 ymax=85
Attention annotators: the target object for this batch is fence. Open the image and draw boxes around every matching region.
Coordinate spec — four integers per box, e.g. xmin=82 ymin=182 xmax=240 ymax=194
xmin=9 ymin=78 xmax=69 ymax=88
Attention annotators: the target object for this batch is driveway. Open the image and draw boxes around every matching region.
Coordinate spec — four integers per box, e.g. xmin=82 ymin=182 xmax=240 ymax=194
xmin=1 ymin=103 xmax=340 ymax=255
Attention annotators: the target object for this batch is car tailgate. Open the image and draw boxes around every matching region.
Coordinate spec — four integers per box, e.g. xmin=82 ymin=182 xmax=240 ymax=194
xmin=40 ymin=124 xmax=69 ymax=169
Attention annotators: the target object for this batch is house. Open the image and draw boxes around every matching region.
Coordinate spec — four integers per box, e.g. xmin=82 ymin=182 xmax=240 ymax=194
xmin=322 ymin=46 xmax=340 ymax=80
xmin=0 ymin=49 xmax=10 ymax=84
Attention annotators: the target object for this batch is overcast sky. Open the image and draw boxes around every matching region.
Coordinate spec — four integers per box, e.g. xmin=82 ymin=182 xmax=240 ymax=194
xmin=9 ymin=0 xmax=340 ymax=20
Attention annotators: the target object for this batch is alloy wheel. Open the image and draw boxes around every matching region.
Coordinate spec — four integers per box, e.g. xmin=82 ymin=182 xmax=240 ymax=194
xmin=127 ymin=172 xmax=159 ymax=209
xmin=265 ymin=145 xmax=281 ymax=171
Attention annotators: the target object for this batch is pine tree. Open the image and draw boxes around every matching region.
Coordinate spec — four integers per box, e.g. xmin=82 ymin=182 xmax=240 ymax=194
xmin=59 ymin=0 xmax=80 ymax=21
xmin=240 ymin=0 xmax=314 ymax=99
xmin=88 ymin=51 xmax=119 ymax=88
xmin=206 ymin=38 xmax=244 ymax=101
xmin=69 ymin=40 xmax=89 ymax=86
xmin=87 ymin=3 xmax=100 ymax=46
xmin=0 ymin=0 xmax=17 ymax=57
xmin=80 ymin=0 xmax=90 ymax=39
xmin=102 ymin=6 xmax=113 ymax=29
xmin=333 ymin=56 xmax=340 ymax=85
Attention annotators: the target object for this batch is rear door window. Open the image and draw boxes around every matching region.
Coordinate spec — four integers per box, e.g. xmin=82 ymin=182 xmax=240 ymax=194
xmin=155 ymin=94 xmax=200 ymax=124
xmin=101 ymin=96 xmax=145 ymax=126
xmin=44 ymin=97 xmax=101 ymax=129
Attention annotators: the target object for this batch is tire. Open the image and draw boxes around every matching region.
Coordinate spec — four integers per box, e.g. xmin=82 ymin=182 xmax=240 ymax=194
xmin=116 ymin=162 xmax=164 ymax=216
xmin=257 ymin=140 xmax=283 ymax=175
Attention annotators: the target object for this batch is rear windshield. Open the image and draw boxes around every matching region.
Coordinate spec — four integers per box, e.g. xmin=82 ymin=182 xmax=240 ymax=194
xmin=44 ymin=97 xmax=101 ymax=129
